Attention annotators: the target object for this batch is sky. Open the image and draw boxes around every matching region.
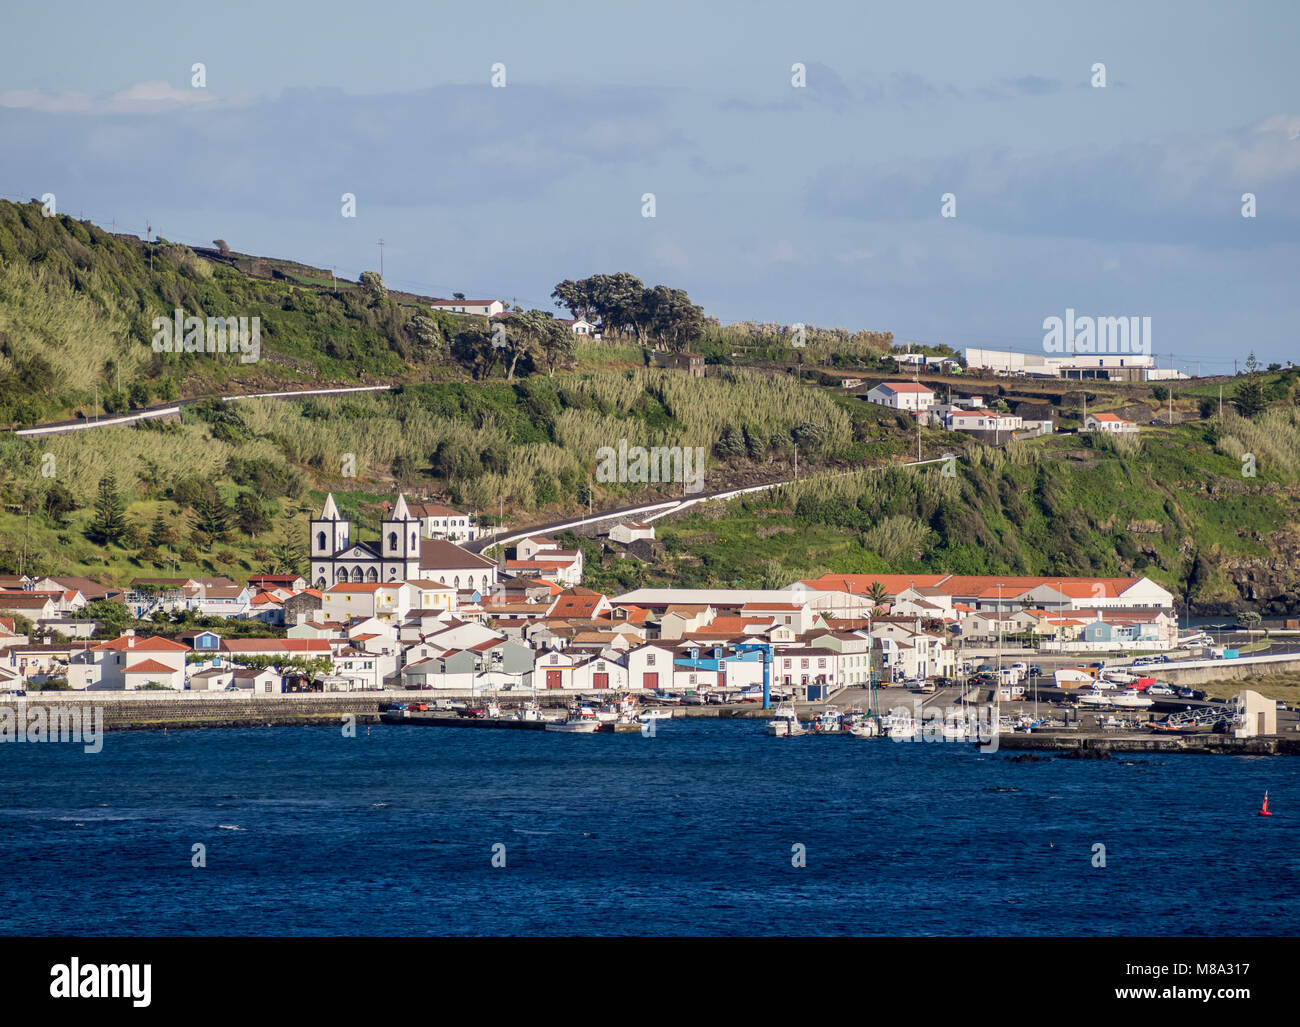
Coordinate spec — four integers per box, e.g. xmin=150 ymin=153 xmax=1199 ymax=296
xmin=1 ymin=0 xmax=1297 ymax=372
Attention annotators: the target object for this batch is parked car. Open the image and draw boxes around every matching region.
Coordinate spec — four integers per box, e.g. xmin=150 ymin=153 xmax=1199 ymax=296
xmin=1147 ymin=684 xmax=1175 ymax=696
xmin=1028 ymin=665 xmax=1043 ymax=677
xmin=1176 ymin=688 xmax=1199 ymax=700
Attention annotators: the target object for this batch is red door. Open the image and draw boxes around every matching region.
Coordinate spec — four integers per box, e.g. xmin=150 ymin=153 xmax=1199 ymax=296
xmin=546 ymin=670 xmax=562 ymax=690
xmin=593 ymin=673 xmax=609 ymax=690
xmin=642 ymin=673 xmax=658 ymax=690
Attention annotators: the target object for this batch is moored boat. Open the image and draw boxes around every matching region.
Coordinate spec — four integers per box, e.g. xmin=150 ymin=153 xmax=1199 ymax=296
xmin=767 ymin=702 xmax=805 ymax=737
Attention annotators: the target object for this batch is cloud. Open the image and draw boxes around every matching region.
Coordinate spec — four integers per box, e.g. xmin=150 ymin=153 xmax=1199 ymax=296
xmin=0 ymin=80 xmax=226 ymax=114
xmin=804 ymin=115 xmax=1300 ymax=246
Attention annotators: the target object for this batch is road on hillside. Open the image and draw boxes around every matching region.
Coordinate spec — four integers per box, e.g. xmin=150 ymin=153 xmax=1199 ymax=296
xmin=6 ymin=384 xmax=396 ymax=438
xmin=467 ymin=456 xmax=951 ymax=554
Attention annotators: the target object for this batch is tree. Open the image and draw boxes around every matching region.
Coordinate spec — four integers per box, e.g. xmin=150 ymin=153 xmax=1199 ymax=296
xmin=551 ymin=279 xmax=596 ymax=322
xmin=868 ymin=581 xmax=889 ymax=610
xmin=1233 ymin=379 xmax=1268 ymax=418
xmin=81 ymin=599 xmax=135 ymax=637
xmin=41 ymin=482 xmax=76 ymax=524
xmin=235 ymin=492 xmax=270 ymax=537
xmin=86 ymin=474 xmax=128 ymax=546
xmin=359 ymin=271 xmax=387 ymax=303
xmin=1152 ymin=385 xmax=1170 ymax=402
xmin=517 ymin=310 xmax=576 ymax=377
xmin=128 ymin=381 xmax=152 ymax=409
xmin=149 ymin=510 xmax=178 ymax=550
xmin=213 ymin=239 xmax=231 ymax=255
xmin=191 ymin=483 xmax=232 ymax=539
xmin=274 ymin=517 xmax=306 ymax=575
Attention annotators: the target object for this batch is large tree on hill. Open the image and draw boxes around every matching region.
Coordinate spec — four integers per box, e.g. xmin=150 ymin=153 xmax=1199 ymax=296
xmin=1233 ymin=379 xmax=1267 ymax=418
xmin=86 ymin=474 xmax=127 ymax=546
xmin=192 ymin=483 xmax=232 ymax=539
xmin=551 ymin=279 xmax=596 ymax=322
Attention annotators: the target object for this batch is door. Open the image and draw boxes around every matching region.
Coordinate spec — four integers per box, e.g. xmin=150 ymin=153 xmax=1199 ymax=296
xmin=594 ymin=673 xmax=609 ymax=690
xmin=546 ymin=670 xmax=562 ymax=690
xmin=643 ymin=672 xmax=658 ymax=690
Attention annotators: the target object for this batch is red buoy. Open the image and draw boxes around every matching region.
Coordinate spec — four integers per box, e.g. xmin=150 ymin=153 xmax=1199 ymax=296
xmin=1259 ymin=790 xmax=1273 ymax=817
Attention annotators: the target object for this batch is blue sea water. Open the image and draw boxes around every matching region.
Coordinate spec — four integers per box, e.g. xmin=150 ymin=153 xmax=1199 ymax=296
xmin=0 ymin=720 xmax=1296 ymax=936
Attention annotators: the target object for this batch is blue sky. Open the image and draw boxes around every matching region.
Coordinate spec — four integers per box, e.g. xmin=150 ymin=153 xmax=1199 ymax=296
xmin=2 ymin=0 xmax=1297 ymax=371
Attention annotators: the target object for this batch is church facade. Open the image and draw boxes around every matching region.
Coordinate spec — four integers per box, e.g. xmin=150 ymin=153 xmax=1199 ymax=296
xmin=309 ymin=494 xmax=498 ymax=594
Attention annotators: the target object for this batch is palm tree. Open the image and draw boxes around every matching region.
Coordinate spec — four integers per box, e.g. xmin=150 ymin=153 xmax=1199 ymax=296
xmin=868 ymin=581 xmax=889 ymax=612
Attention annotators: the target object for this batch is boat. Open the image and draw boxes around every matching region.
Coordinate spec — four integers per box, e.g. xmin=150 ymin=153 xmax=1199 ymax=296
xmin=848 ymin=717 xmax=880 ymax=738
xmin=880 ymin=712 xmax=918 ymax=740
xmin=595 ymin=696 xmax=637 ymax=722
xmin=514 ymin=700 xmax=542 ymax=722
xmin=811 ymin=706 xmax=842 ymax=734
xmin=1077 ymin=688 xmax=1153 ymax=709
xmin=545 ymin=707 xmax=600 ymax=733
xmin=637 ymin=708 xmax=674 ymax=723
xmin=941 ymin=717 xmax=971 ymax=741
xmin=767 ymin=702 xmax=805 ymax=737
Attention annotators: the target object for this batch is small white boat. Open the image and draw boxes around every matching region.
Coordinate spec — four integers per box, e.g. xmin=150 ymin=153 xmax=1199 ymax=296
xmin=1078 ymin=689 xmax=1153 ymax=709
xmin=848 ymin=718 xmax=880 ymax=738
xmin=880 ymin=713 xmax=918 ymax=740
xmin=545 ymin=707 xmax=600 ymax=733
xmin=767 ymin=702 xmax=805 ymax=737
xmin=941 ymin=718 xmax=971 ymax=741
xmin=637 ymin=708 xmax=674 ymax=722
xmin=514 ymin=700 xmax=542 ymax=722
xmin=595 ymin=696 xmax=637 ymax=722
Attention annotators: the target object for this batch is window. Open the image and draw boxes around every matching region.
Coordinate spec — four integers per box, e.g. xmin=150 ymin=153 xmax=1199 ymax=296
xmin=388 ymin=532 xmax=398 ymax=551
xmin=647 ymin=654 xmax=655 ymax=666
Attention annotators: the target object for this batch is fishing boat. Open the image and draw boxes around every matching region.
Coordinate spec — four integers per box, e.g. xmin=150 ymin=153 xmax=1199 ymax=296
xmin=513 ymin=700 xmax=542 ymax=722
xmin=941 ymin=716 xmax=971 ymax=741
xmin=545 ymin=707 xmax=600 ymax=733
xmin=595 ymin=696 xmax=637 ymax=723
xmin=767 ymin=702 xmax=805 ymax=737
xmin=848 ymin=717 xmax=880 ymax=738
xmin=637 ymin=707 xmax=674 ymax=723
xmin=811 ymin=706 xmax=842 ymax=734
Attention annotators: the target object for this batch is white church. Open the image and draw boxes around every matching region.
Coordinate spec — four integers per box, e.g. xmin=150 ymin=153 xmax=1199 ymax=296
xmin=309 ymin=494 xmax=499 ymax=594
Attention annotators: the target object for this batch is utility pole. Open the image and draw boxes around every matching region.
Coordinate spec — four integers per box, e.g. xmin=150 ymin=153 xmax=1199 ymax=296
xmin=1219 ymin=385 xmax=1223 ymax=420
xmin=378 ymin=239 xmax=385 ymax=280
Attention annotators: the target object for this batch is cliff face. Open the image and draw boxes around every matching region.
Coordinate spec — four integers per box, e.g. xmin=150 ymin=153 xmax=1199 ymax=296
xmin=1210 ymin=522 xmax=1300 ymax=615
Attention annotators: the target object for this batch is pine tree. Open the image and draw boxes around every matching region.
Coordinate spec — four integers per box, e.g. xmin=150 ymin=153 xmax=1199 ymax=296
xmin=192 ymin=484 xmax=231 ymax=539
xmin=86 ymin=474 xmax=127 ymax=546
xmin=149 ymin=511 xmax=178 ymax=549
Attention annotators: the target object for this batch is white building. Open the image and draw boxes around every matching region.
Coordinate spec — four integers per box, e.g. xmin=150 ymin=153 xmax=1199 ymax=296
xmin=429 ymin=299 xmax=504 ymax=316
xmin=866 ymin=382 xmax=936 ymax=413
xmin=1084 ymin=413 xmax=1138 ymax=434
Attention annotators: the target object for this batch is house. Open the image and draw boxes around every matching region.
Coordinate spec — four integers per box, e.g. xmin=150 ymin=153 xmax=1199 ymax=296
xmin=0 ymin=593 xmax=57 ymax=620
xmin=834 ymin=376 xmax=864 ymax=389
xmin=609 ymin=522 xmax=655 ymax=545
xmin=247 ymin=574 xmax=308 ymax=592
xmin=559 ymin=318 xmax=602 ymax=339
xmin=1084 ymin=412 xmax=1138 ymax=434
xmin=865 ymin=382 xmax=936 ymax=413
xmin=322 ymin=582 xmax=415 ymax=624
xmin=379 ymin=501 xmax=481 ymax=544
xmin=429 ymin=298 xmax=505 ymax=317
xmin=625 ymin=642 xmax=679 ymax=691
xmin=68 ymin=634 xmax=191 ymax=690
xmin=945 ymin=411 xmax=1023 ymax=434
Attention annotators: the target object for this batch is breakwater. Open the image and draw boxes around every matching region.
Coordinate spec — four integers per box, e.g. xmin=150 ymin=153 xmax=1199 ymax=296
xmin=5 ymin=694 xmax=385 ymax=732
xmin=997 ymin=730 xmax=1300 ymax=755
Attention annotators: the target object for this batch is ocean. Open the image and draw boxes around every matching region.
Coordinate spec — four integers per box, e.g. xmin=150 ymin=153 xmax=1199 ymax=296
xmin=1 ymin=719 xmax=1296 ymax=936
